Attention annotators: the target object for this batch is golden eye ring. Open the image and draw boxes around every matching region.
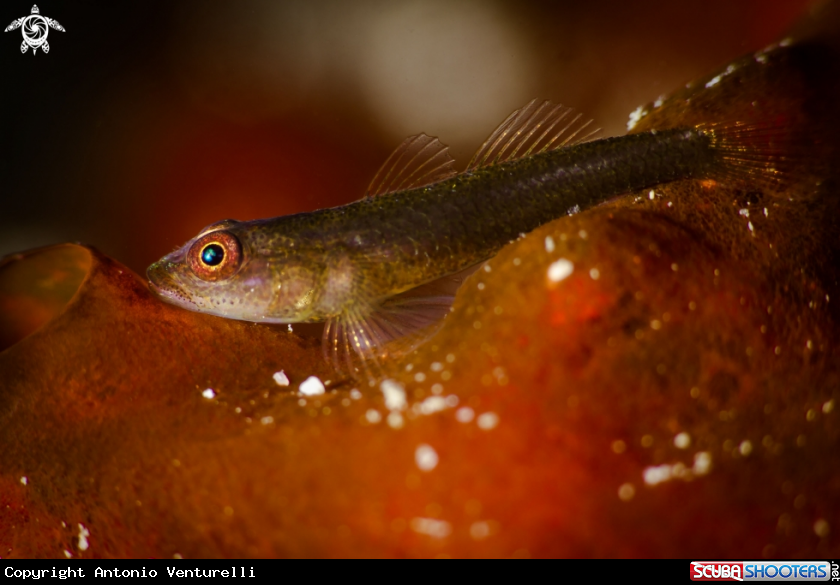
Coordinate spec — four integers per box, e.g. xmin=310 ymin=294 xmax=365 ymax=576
xmin=187 ymin=231 xmax=242 ymax=281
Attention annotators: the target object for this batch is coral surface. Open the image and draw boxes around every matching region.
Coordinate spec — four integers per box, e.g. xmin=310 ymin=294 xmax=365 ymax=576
xmin=2 ymin=5 xmax=840 ymax=558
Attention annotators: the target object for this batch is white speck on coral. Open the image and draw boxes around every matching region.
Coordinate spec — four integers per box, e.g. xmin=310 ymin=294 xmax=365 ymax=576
xmin=579 ymin=230 xmax=588 ymax=239
xmin=653 ymin=95 xmax=665 ymax=108
xmin=78 ymin=523 xmax=90 ymax=551
xmin=483 ymin=264 xmax=491 ymax=273
xmin=299 ymin=376 xmax=325 ymax=396
xmin=779 ymin=37 xmax=792 ymax=47
xmin=287 ymin=324 xmax=293 ymax=332
xmin=477 ymin=412 xmax=499 ymax=430
xmin=705 ymin=75 xmax=722 ymax=88
xmin=643 ymin=464 xmax=672 ymax=485
xmin=470 ymin=521 xmax=491 ymax=540
xmin=674 ymin=432 xmax=691 ymax=449
xmin=739 ymin=440 xmax=752 ymax=456
xmin=547 ymin=259 xmax=574 ymax=283
xmin=544 ymin=236 xmax=555 ymax=253
xmin=815 ymin=518 xmax=830 ymax=538
xmin=64 ymin=550 xmax=73 ymax=559
xmin=410 ymin=517 xmax=451 ymax=539
xmin=456 ymin=407 xmax=475 ymax=423
xmin=260 ymin=416 xmax=274 ymax=425
xmin=350 ymin=389 xmax=362 ymax=400
xmin=381 ymin=379 xmax=407 ymax=411
xmin=649 ymin=190 xmax=655 ymax=200
xmin=387 ymin=412 xmax=404 ymax=429
xmin=589 ymin=268 xmax=600 ymax=280
xmin=764 ymin=207 xmax=769 ymax=217
xmin=202 ymin=389 xmax=216 ymax=400
xmin=618 ymin=483 xmax=635 ymax=501
xmin=739 ymin=208 xmax=749 ymax=217
xmin=627 ymin=105 xmax=645 ymax=131
xmin=477 ymin=282 xmax=485 ymax=290
xmin=693 ymin=451 xmax=712 ymax=475
xmin=415 ymin=444 xmax=439 ymax=471
xmin=365 ymin=409 xmax=382 ymax=424
xmin=431 ymin=383 xmax=443 ymax=395
xmin=419 ymin=396 xmax=448 ymax=415
xmin=272 ymin=371 xmax=290 ymax=386
xmin=20 ymin=476 xmax=27 ymax=486
xmin=430 ymin=362 xmax=443 ymax=372
xmin=748 ymin=221 xmax=755 ymax=234
xmin=444 ymin=395 xmax=459 ymax=408
xmin=823 ymin=400 xmax=834 ymax=414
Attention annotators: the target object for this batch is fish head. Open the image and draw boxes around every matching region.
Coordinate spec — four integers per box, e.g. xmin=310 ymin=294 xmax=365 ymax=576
xmin=147 ymin=219 xmax=322 ymax=323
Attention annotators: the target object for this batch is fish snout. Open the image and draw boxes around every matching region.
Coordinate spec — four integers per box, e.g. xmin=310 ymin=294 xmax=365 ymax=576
xmin=146 ymin=261 xmax=196 ymax=309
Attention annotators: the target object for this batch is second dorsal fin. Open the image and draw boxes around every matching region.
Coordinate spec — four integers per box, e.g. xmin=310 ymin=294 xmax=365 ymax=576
xmin=366 ymin=133 xmax=457 ymax=197
xmin=467 ymin=99 xmax=600 ymax=171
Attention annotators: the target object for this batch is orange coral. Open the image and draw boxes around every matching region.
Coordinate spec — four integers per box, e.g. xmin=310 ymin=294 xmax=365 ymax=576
xmin=3 ymin=5 xmax=840 ymax=559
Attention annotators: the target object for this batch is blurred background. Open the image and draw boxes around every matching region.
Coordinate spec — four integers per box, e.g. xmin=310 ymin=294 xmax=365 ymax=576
xmin=0 ymin=0 xmax=816 ymax=274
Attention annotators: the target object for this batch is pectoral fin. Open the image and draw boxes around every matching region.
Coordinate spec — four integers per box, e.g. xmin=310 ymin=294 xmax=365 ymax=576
xmin=322 ymin=265 xmax=478 ymax=379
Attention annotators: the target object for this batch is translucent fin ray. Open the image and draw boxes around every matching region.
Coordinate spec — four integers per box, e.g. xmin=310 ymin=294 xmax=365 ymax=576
xmin=700 ymin=119 xmax=811 ymax=190
xmin=367 ymin=133 xmax=457 ymax=197
xmin=467 ymin=99 xmax=600 ymax=171
xmin=320 ymin=265 xmax=479 ymax=380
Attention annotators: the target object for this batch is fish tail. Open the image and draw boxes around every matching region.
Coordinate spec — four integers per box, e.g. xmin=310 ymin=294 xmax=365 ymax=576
xmin=698 ymin=118 xmax=813 ymax=190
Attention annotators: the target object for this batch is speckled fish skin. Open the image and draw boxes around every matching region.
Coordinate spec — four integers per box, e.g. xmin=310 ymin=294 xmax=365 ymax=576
xmin=147 ymin=127 xmax=724 ymax=329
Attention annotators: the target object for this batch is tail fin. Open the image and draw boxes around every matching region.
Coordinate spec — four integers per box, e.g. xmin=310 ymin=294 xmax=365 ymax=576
xmin=698 ymin=118 xmax=814 ymax=191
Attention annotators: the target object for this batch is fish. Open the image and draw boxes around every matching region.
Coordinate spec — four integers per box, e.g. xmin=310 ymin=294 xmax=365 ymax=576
xmin=147 ymin=99 xmax=795 ymax=377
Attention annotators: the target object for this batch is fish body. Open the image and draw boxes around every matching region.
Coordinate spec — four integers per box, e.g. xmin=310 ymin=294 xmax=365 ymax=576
xmin=147 ymin=100 xmax=790 ymax=372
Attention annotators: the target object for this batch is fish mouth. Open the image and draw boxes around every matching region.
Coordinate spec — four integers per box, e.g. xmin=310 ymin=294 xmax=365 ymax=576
xmin=146 ymin=261 xmax=197 ymax=310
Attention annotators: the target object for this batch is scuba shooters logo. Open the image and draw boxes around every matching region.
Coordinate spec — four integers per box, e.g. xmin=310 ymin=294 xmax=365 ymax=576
xmin=690 ymin=561 xmax=836 ymax=581
xmin=4 ymin=5 xmax=64 ymax=54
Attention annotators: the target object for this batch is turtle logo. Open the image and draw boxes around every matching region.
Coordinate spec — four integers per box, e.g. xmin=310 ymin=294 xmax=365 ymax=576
xmin=4 ymin=5 xmax=64 ymax=55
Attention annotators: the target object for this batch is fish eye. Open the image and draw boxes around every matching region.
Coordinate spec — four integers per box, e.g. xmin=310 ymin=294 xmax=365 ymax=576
xmin=201 ymin=243 xmax=225 ymax=266
xmin=187 ymin=231 xmax=242 ymax=281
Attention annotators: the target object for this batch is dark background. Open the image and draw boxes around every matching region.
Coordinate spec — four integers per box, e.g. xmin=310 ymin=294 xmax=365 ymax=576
xmin=0 ymin=0 xmax=813 ymax=274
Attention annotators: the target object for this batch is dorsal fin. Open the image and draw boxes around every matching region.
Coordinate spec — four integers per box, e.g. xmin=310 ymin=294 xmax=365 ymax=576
xmin=366 ymin=133 xmax=457 ymax=197
xmin=467 ymin=99 xmax=600 ymax=171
